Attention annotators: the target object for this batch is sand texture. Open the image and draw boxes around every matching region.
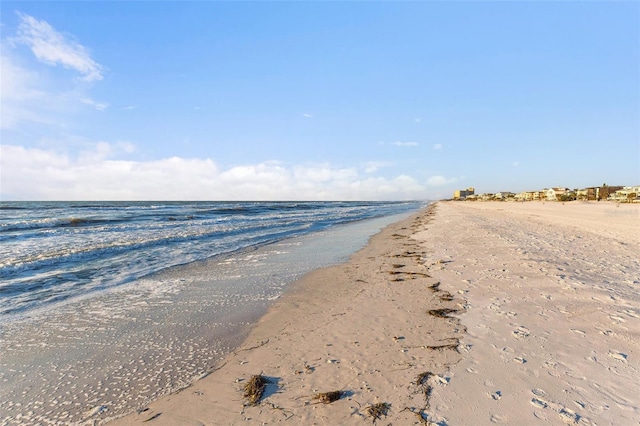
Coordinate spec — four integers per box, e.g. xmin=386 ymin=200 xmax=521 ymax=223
xmin=427 ymin=202 xmax=639 ymax=425
xmin=110 ymin=201 xmax=639 ymax=425
xmin=110 ymin=204 xmax=464 ymax=425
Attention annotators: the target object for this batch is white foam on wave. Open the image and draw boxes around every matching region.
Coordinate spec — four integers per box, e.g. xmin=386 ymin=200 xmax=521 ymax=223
xmin=0 ymin=211 xmax=416 ymax=425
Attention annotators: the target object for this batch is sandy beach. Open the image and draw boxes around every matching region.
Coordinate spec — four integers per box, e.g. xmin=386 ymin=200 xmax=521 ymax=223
xmin=111 ymin=201 xmax=639 ymax=425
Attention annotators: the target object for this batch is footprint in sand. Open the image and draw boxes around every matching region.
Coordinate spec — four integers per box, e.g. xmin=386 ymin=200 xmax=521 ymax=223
xmin=609 ymin=314 xmax=626 ymax=323
xmin=532 ymin=388 xmax=546 ymax=397
xmin=530 ymin=389 xmax=589 ymax=425
xmin=512 ymin=326 xmax=531 ymax=339
xmin=530 ymin=389 xmax=549 ymax=409
xmin=531 ymin=397 xmax=549 ymax=409
xmin=558 ymin=407 xmax=581 ymax=423
xmin=489 ymin=303 xmax=502 ymax=312
xmin=608 ymin=351 xmax=628 ymax=363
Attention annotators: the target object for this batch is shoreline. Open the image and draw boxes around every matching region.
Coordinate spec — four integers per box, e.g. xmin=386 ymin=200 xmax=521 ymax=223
xmin=110 ymin=203 xmax=465 ymax=425
xmin=0 ymin=209 xmax=420 ymax=425
xmin=111 ymin=200 xmax=640 ymax=425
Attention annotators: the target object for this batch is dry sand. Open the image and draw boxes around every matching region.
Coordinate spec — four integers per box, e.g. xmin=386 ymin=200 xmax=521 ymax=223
xmin=427 ymin=201 xmax=640 ymax=426
xmin=110 ymin=201 xmax=639 ymax=426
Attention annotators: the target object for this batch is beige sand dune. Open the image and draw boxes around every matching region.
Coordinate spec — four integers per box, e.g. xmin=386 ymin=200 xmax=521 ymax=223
xmin=111 ymin=201 xmax=640 ymax=425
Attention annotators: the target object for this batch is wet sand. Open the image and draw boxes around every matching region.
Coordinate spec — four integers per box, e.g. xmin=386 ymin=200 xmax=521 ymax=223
xmin=110 ymin=203 xmax=464 ymax=425
xmin=111 ymin=201 xmax=640 ymax=425
xmin=0 ymin=213 xmax=414 ymax=425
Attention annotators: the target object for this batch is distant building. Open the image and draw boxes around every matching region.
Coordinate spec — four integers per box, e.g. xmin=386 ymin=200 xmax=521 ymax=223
xmin=459 ymin=184 xmax=634 ymax=203
xmin=453 ymin=187 xmax=475 ymax=200
xmin=577 ymin=187 xmax=597 ymax=201
xmin=494 ymin=192 xmax=515 ymax=200
xmin=545 ymin=187 xmax=570 ymax=201
xmin=515 ymin=191 xmax=544 ymax=201
xmin=597 ymin=185 xmax=623 ymax=201
xmin=610 ymin=185 xmax=640 ymax=202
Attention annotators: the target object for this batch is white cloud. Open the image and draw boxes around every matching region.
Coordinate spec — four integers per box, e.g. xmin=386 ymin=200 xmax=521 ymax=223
xmin=122 ymin=105 xmax=137 ymax=111
xmin=513 ymin=161 xmax=520 ymax=167
xmin=363 ymin=161 xmax=393 ymax=174
xmin=426 ymin=175 xmax=458 ymax=187
xmin=2 ymin=15 xmax=106 ymax=130
xmin=414 ymin=118 xmax=422 ymax=123
xmin=0 ymin=52 xmax=51 ymax=129
xmin=81 ymin=97 xmax=108 ymax=111
xmin=303 ymin=113 xmax=313 ymax=118
xmin=433 ymin=144 xmax=443 ymax=151
xmin=12 ymin=12 xmax=104 ymax=82
xmin=391 ymin=141 xmax=419 ymax=147
xmin=118 ymin=141 xmax=136 ymax=153
xmin=0 ymin=52 xmax=42 ymax=101
xmin=0 ymin=144 xmax=430 ymax=201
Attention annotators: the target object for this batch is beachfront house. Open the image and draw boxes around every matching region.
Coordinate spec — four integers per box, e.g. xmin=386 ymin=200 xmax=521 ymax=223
xmin=453 ymin=187 xmax=475 ymax=200
xmin=494 ymin=192 xmax=515 ymax=200
xmin=545 ymin=187 xmax=570 ymax=201
xmin=577 ymin=187 xmax=598 ymax=201
xmin=597 ymin=185 xmax=624 ymax=201
xmin=576 ymin=186 xmax=624 ymax=201
xmin=519 ymin=190 xmax=546 ymax=201
xmin=610 ymin=186 xmax=640 ymax=202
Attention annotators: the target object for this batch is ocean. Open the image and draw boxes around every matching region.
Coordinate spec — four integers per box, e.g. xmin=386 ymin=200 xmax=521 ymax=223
xmin=0 ymin=200 xmax=424 ymax=424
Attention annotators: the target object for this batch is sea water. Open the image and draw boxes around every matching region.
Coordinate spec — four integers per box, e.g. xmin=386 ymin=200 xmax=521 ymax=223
xmin=0 ymin=201 xmax=424 ymax=424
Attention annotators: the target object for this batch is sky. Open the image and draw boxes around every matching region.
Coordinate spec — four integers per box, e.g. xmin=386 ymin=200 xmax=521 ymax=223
xmin=1 ymin=2 xmax=638 ymax=201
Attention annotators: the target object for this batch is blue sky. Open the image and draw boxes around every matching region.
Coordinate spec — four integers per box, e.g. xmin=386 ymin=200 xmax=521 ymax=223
xmin=1 ymin=2 xmax=638 ymax=200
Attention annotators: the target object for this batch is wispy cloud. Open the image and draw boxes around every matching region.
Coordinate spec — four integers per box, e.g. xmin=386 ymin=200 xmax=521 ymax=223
xmin=433 ymin=144 xmax=443 ymax=151
xmin=426 ymin=175 xmax=457 ymax=187
xmin=1 ymin=144 xmax=428 ymax=201
xmin=122 ymin=105 xmax=137 ymax=111
xmin=513 ymin=161 xmax=520 ymax=167
xmin=391 ymin=141 xmax=419 ymax=147
xmin=12 ymin=12 xmax=104 ymax=82
xmin=363 ymin=161 xmax=393 ymax=174
xmin=0 ymin=53 xmax=47 ymax=129
xmin=81 ymin=98 xmax=108 ymax=111
xmin=303 ymin=113 xmax=313 ymax=118
xmin=414 ymin=118 xmax=422 ymax=123
xmin=2 ymin=13 xmax=106 ymax=130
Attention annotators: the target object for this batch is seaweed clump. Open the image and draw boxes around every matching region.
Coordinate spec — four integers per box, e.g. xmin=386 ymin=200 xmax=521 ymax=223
xmin=428 ymin=308 xmax=459 ymax=318
xmin=243 ymin=374 xmax=270 ymax=405
xmin=415 ymin=372 xmax=434 ymax=404
xmin=366 ymin=402 xmax=390 ymax=422
xmin=312 ymin=390 xmax=344 ymax=404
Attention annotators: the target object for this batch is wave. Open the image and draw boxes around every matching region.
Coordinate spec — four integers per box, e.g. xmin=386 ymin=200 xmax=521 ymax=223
xmin=0 ymin=201 xmax=425 ymax=318
xmin=0 ymin=217 xmax=312 ymax=275
xmin=0 ymin=216 xmax=129 ymax=233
